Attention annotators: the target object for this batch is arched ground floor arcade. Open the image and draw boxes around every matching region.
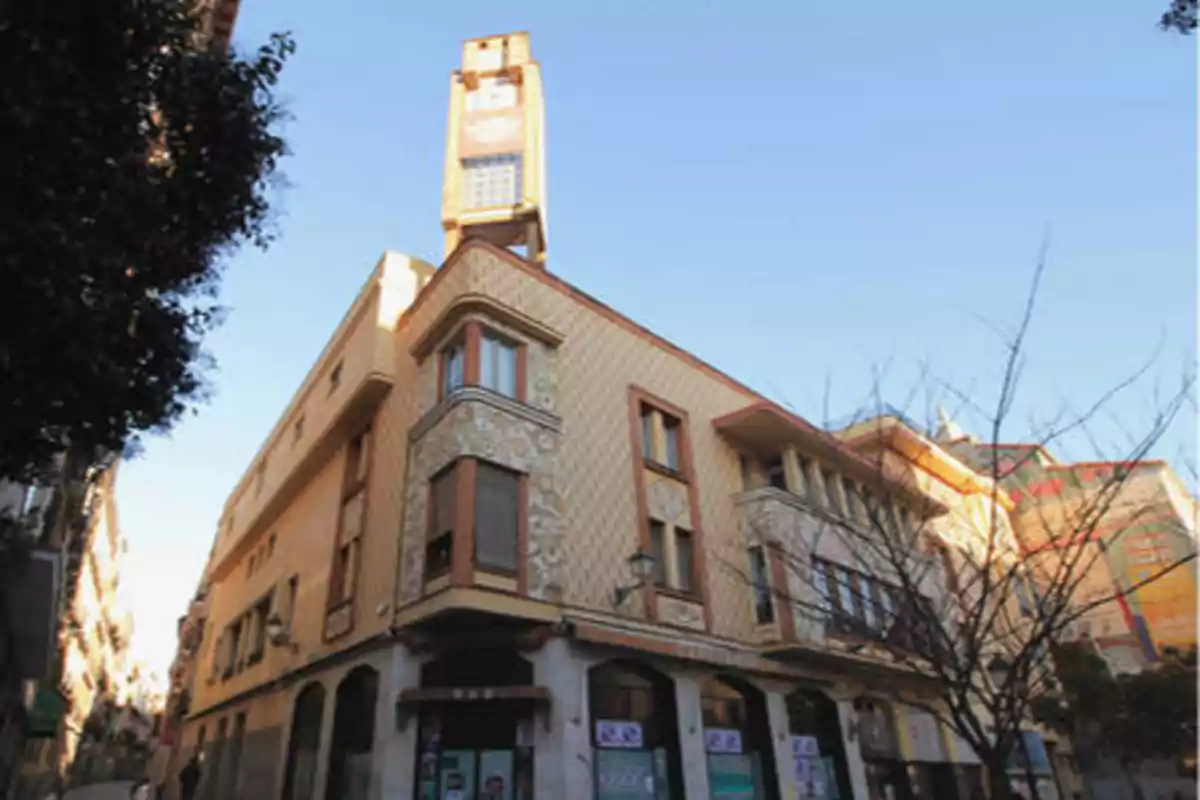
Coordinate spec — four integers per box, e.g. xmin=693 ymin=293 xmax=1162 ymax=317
xmin=164 ymin=622 xmax=1026 ymax=800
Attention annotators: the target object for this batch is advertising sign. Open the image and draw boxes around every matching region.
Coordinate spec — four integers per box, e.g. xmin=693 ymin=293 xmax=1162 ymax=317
xmin=595 ymin=720 xmax=644 ymax=750
xmin=705 ymin=728 xmax=744 ymax=755
xmin=791 ymin=735 xmax=820 ymax=758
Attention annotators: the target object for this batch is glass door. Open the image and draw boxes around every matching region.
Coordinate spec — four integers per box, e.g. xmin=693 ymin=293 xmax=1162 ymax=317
xmin=416 ymin=704 xmax=534 ymax=800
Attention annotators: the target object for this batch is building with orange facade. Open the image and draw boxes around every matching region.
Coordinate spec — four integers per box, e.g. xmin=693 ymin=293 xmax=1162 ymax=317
xmin=937 ymin=423 xmax=1198 ymax=673
xmin=162 ymin=32 xmax=1069 ymax=800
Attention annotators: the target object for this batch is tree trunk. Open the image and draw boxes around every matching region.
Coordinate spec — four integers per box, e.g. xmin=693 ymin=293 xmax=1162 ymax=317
xmin=987 ymin=757 xmax=1015 ymax=800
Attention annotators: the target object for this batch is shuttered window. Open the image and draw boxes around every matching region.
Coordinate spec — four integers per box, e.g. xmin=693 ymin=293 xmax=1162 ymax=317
xmin=426 ymin=465 xmax=458 ymax=580
xmin=474 ymin=462 xmax=520 ymax=573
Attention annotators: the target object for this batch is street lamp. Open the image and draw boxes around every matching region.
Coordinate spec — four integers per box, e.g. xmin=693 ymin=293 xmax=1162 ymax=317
xmin=986 ymin=655 xmax=1012 ymax=692
xmin=265 ymin=613 xmax=297 ymax=652
xmin=613 ymin=548 xmax=657 ymax=608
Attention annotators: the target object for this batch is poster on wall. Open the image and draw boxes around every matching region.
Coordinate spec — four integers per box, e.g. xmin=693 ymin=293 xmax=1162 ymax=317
xmin=707 ymin=753 xmax=758 ymax=800
xmin=595 ymin=720 xmax=645 ymax=749
xmin=705 ymin=728 xmax=744 ymax=754
xmin=439 ymin=750 xmax=476 ymax=800
xmin=479 ymin=750 xmax=514 ymax=800
xmin=791 ymin=735 xmax=820 ymax=758
xmin=795 ymin=756 xmax=837 ymax=800
xmin=595 ymin=748 xmax=656 ymax=800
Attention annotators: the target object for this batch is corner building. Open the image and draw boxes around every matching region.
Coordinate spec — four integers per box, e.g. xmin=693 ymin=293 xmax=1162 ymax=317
xmin=173 ymin=33 xmax=992 ymax=800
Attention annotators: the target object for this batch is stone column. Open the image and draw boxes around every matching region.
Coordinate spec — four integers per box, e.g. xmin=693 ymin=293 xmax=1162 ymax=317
xmin=782 ymin=446 xmax=805 ymax=497
xmin=308 ymin=681 xmax=338 ymax=800
xmin=532 ymin=638 xmax=595 ymax=800
xmin=836 ymin=697 xmax=871 ymax=800
xmin=377 ymin=644 xmax=422 ymax=800
xmin=765 ymin=688 xmax=798 ymax=800
xmin=673 ymin=672 xmax=711 ymax=799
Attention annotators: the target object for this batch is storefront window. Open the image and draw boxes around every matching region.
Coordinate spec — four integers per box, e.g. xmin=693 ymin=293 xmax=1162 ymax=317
xmin=415 ymin=651 xmax=536 ymax=800
xmin=855 ymin=699 xmax=911 ymax=800
xmin=786 ymin=689 xmax=851 ymax=800
xmin=589 ymin=661 xmax=683 ymax=800
xmin=326 ymin=666 xmax=379 ymax=800
xmin=282 ymin=683 xmax=324 ymax=800
xmin=700 ymin=677 xmax=779 ymax=800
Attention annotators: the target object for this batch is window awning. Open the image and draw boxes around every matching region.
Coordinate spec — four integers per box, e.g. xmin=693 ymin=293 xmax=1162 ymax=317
xmin=395 ymin=685 xmax=553 ymax=731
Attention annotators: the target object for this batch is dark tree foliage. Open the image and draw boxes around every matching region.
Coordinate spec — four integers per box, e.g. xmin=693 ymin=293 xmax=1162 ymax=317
xmin=1161 ymin=0 xmax=1198 ymax=33
xmin=0 ymin=0 xmax=294 ymax=482
xmin=1035 ymin=642 xmax=1199 ymax=768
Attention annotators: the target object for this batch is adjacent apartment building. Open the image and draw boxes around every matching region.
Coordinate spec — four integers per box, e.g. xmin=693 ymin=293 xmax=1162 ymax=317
xmin=6 ymin=462 xmax=143 ymax=798
xmin=937 ymin=422 xmax=1199 ymax=673
xmin=163 ymin=31 xmax=1059 ymax=800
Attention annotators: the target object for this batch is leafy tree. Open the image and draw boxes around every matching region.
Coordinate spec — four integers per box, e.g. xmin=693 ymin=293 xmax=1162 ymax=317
xmin=1115 ymin=647 xmax=1197 ymax=766
xmin=1036 ymin=642 xmax=1197 ymax=774
xmin=1161 ymin=0 xmax=1198 ymax=34
xmin=0 ymin=0 xmax=294 ymax=483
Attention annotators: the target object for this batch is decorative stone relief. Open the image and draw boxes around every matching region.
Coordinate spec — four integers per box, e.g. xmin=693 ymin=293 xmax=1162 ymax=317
xmin=401 ymin=399 xmax=566 ymax=603
xmin=645 ymin=475 xmax=689 ymax=526
xmin=527 ymin=341 xmax=558 ymax=414
xmin=657 ymin=596 xmax=705 ymax=631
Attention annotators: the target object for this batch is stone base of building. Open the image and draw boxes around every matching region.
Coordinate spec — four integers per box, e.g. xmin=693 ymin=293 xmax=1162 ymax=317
xmin=165 ymin=630 xmax=996 ymax=800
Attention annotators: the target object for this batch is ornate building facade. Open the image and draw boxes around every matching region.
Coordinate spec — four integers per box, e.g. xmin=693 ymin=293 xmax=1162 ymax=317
xmin=156 ymin=33 xmax=1066 ymax=800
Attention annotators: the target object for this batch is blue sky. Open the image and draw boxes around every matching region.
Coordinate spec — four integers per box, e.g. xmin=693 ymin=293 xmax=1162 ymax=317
xmin=116 ymin=0 xmax=1197 ymax=677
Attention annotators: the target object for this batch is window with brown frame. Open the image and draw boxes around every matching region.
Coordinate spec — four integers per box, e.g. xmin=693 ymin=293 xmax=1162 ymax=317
xmin=247 ymin=591 xmax=272 ymax=665
xmin=813 ymin=557 xmax=934 ymax=654
xmin=223 ymin=619 xmax=242 ymax=679
xmin=674 ymin=528 xmax=694 ymax=594
xmin=662 ymin=416 xmax=681 ymax=471
xmin=639 ymin=403 xmax=685 ymax=473
xmin=648 ymin=520 xmax=667 ymax=587
xmin=479 ymin=331 xmax=519 ymax=399
xmin=474 ymin=461 xmax=520 ymax=573
xmin=345 ymin=430 xmax=369 ymax=493
xmin=748 ymin=545 xmax=775 ymax=624
xmin=440 ymin=336 xmax=466 ymax=400
xmin=646 ymin=518 xmax=696 ymax=597
xmin=283 ymin=575 xmax=299 ymax=631
xmin=327 ymin=428 xmax=370 ymax=615
xmin=329 ymin=540 xmax=357 ymax=607
xmin=426 ymin=464 xmax=458 ymax=580
xmin=437 ymin=323 xmax=528 ymax=403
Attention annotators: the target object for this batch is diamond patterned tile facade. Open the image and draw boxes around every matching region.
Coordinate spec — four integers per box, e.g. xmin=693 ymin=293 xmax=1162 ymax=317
xmin=397 ymin=244 xmax=774 ymax=642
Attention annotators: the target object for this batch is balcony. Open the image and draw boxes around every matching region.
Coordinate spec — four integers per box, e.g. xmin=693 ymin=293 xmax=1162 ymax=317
xmin=735 ymin=487 xmax=942 ymax=680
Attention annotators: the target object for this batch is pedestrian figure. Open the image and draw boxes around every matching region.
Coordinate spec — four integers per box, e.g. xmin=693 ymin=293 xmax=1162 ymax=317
xmin=179 ymin=753 xmax=202 ymax=800
xmin=42 ymin=776 xmax=65 ymax=800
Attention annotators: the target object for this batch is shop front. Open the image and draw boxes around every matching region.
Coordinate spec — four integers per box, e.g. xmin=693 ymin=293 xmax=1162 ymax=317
xmin=944 ymin=727 xmax=985 ymax=800
xmin=1007 ymin=731 xmax=1058 ymax=800
xmin=855 ymin=698 xmax=911 ymax=800
xmin=784 ymin=689 xmax=852 ymax=800
xmin=405 ymin=649 xmax=542 ymax=800
xmin=699 ymin=676 xmax=779 ymax=800
xmin=898 ymin=707 xmax=957 ymax=800
xmin=588 ymin=659 xmax=684 ymax=800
